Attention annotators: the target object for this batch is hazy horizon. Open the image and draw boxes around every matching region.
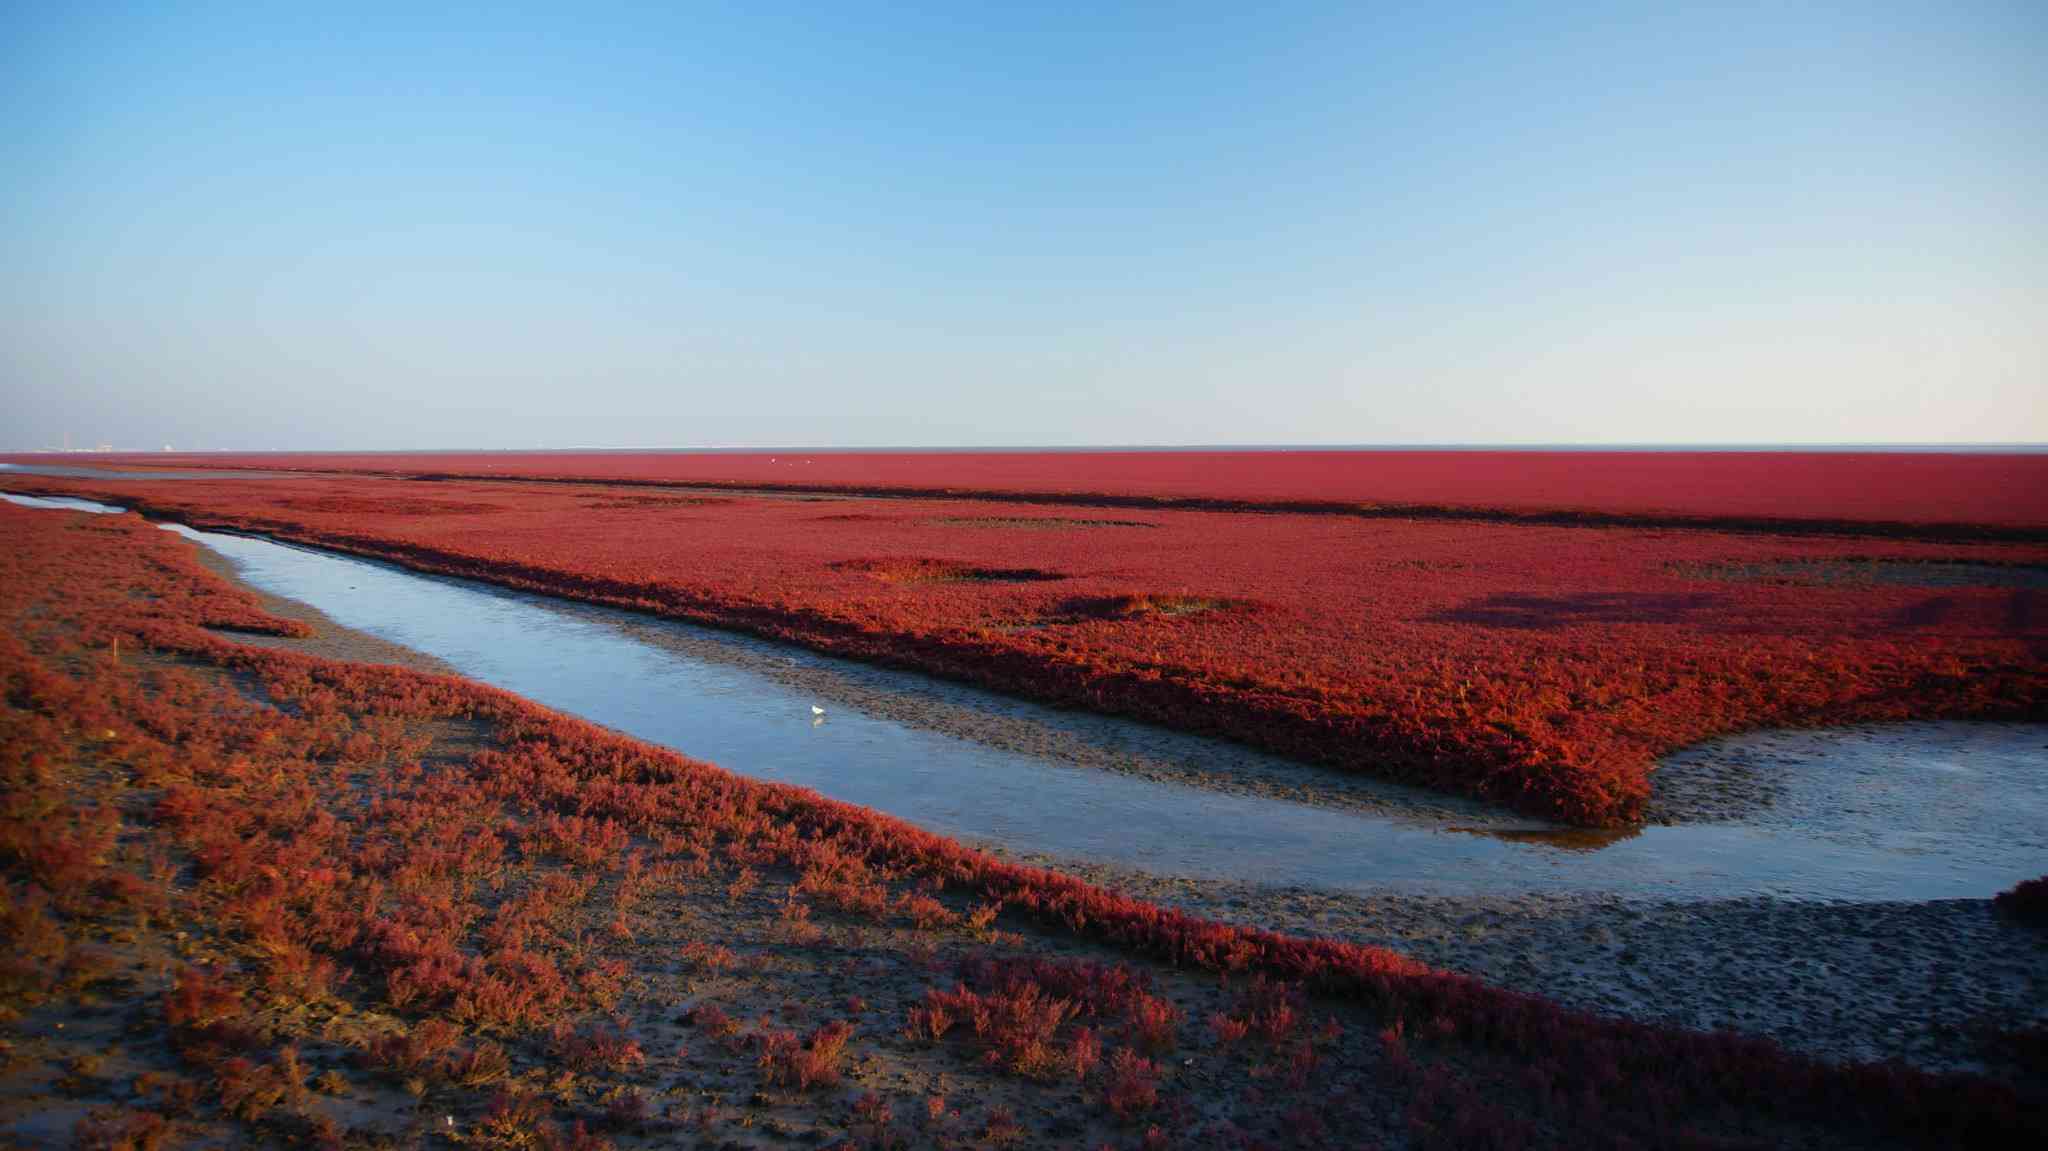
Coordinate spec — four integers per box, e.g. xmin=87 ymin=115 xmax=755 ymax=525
xmin=4 ymin=3 xmax=2043 ymax=451
xmin=10 ymin=442 xmax=2048 ymax=456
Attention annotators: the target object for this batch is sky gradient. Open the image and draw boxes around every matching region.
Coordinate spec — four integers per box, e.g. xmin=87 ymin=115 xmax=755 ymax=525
xmin=2 ymin=2 xmax=2042 ymax=450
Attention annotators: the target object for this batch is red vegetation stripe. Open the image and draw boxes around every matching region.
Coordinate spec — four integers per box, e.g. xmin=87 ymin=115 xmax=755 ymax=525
xmin=2 ymin=501 xmax=2040 ymax=1147
xmin=10 ymin=473 xmax=2043 ymax=826
xmin=23 ymin=448 xmax=2048 ymax=530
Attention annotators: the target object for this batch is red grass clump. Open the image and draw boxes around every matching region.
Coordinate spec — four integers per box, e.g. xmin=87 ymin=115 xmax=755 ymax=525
xmin=906 ymin=955 xmax=1184 ymax=1079
xmin=549 ymin=1022 xmax=646 ymax=1074
xmin=164 ymin=967 xmax=245 ymax=1034
xmin=1104 ymin=1047 xmax=1160 ymax=1119
xmin=685 ymin=1004 xmax=741 ymax=1040
xmin=756 ymin=1020 xmax=853 ymax=1090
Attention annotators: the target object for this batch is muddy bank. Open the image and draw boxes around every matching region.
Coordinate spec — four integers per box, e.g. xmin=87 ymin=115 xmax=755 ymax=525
xmin=1016 ymin=854 xmax=2048 ymax=1076
xmin=1647 ymin=721 xmax=2048 ymax=829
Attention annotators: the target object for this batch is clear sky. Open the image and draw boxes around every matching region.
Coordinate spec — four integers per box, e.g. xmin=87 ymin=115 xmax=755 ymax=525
xmin=2 ymin=2 xmax=2042 ymax=450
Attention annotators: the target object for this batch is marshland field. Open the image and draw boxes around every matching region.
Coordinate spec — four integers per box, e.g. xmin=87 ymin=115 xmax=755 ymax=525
xmin=1 ymin=449 xmax=2043 ymax=1150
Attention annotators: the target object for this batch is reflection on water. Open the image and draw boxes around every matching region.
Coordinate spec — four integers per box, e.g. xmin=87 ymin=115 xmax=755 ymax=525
xmin=6 ymin=490 xmax=2045 ymax=903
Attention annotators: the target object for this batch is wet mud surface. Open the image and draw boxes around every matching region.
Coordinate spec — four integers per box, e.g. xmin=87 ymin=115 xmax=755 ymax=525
xmin=1018 ymin=856 xmax=2048 ymax=1075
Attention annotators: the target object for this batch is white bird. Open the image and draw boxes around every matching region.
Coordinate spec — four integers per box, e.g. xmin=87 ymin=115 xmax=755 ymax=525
xmin=811 ymin=705 xmax=826 ymax=716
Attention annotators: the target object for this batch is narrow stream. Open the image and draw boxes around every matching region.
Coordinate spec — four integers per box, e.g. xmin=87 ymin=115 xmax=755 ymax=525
xmin=7 ymin=491 xmax=2045 ymax=902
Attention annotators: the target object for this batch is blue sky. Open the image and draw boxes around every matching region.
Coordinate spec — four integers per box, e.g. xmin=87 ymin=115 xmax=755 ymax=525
xmin=2 ymin=2 xmax=2041 ymax=449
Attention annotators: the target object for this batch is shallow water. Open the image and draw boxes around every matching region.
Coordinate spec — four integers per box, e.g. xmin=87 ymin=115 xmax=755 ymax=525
xmin=3 ymin=492 xmax=129 ymax=514
xmin=7 ymin=491 xmax=2045 ymax=902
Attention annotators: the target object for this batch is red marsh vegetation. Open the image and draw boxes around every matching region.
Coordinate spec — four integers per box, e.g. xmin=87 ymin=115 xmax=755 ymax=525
xmin=8 ymin=465 xmax=2043 ymax=827
xmin=2 ymin=500 xmax=2041 ymax=1147
xmin=45 ymin=448 xmax=2048 ymax=532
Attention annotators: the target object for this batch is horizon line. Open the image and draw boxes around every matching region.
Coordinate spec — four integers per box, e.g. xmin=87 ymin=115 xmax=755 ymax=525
xmin=8 ymin=442 xmax=2048 ymax=456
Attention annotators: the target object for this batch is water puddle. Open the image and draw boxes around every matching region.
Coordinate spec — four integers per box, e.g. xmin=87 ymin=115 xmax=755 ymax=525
xmin=7 ymin=491 xmax=2044 ymax=902
xmin=2 ymin=492 xmax=129 ymax=514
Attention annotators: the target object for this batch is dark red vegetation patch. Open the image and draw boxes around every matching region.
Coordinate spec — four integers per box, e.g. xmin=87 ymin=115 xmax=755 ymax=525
xmin=831 ymin=557 xmax=1068 ymax=584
